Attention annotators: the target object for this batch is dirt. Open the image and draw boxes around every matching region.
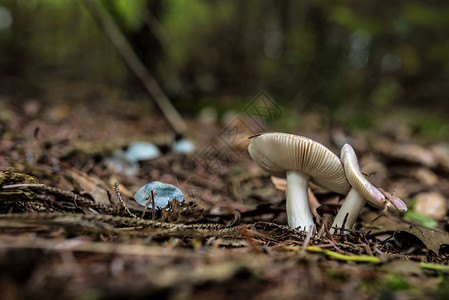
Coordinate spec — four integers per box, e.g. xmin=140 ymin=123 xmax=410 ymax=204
xmin=1 ymin=84 xmax=449 ymax=300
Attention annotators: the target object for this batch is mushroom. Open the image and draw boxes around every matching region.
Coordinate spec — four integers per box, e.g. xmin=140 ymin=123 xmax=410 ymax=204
xmin=125 ymin=142 xmax=160 ymax=162
xmin=172 ymin=138 xmax=195 ymax=154
xmin=134 ymin=181 xmax=185 ymax=209
xmin=248 ymin=133 xmax=350 ymax=233
xmin=331 ymin=144 xmax=407 ymax=234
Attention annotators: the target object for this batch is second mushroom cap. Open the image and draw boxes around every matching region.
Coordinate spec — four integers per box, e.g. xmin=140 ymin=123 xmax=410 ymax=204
xmin=248 ymin=133 xmax=350 ymax=194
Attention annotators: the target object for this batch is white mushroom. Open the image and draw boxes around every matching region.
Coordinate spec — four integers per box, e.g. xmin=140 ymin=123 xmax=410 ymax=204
xmin=331 ymin=144 xmax=408 ymax=234
xmin=248 ymin=133 xmax=350 ymax=233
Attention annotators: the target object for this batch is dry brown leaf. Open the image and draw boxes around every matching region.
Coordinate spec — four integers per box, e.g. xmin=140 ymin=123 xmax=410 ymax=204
xmin=393 ymin=144 xmax=437 ymax=167
xmin=270 ymin=176 xmax=287 ymax=192
xmin=68 ymin=170 xmax=112 ymax=206
xmin=361 ymin=213 xmax=449 ymax=254
xmin=370 ymin=136 xmax=437 ymax=168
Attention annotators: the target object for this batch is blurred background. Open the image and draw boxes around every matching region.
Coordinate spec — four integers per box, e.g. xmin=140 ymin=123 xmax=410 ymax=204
xmin=1 ymin=0 xmax=449 ymax=134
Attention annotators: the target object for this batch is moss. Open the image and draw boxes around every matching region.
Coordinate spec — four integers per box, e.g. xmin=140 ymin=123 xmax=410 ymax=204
xmin=0 ymin=170 xmax=39 ymax=201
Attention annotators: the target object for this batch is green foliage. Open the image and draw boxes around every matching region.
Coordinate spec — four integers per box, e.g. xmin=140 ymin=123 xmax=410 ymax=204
xmin=331 ymin=6 xmax=383 ymax=35
xmin=403 ymin=4 xmax=449 ymax=28
xmin=369 ymin=77 xmax=403 ymax=108
xmin=306 ymin=246 xmax=380 ymax=262
xmin=381 ymin=274 xmax=413 ymax=291
xmin=15 ymin=0 xmax=68 ymax=10
xmin=161 ymin=1 xmax=233 ymax=66
xmin=324 ymin=268 xmax=348 ymax=280
xmin=412 ymin=117 xmax=449 ymax=138
xmin=0 ymin=170 xmax=39 ymax=201
xmin=106 ymin=0 xmax=147 ymax=31
xmin=420 ymin=263 xmax=449 ymax=272
xmin=436 ymin=278 xmax=449 ymax=299
xmin=404 ymin=210 xmax=438 ymax=228
xmin=403 ymin=199 xmax=438 ymax=228
xmin=361 ymin=273 xmax=418 ymax=299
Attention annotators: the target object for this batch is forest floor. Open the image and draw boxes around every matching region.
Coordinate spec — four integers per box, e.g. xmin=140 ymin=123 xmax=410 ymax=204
xmin=1 ymin=81 xmax=449 ymax=300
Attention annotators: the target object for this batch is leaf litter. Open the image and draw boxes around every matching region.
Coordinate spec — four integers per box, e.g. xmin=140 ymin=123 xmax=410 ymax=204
xmin=1 ymin=98 xmax=449 ymax=299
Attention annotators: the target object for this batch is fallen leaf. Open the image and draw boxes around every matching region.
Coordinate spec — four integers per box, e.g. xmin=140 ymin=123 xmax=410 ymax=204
xmin=270 ymin=176 xmax=286 ymax=192
xmin=392 ymin=144 xmax=437 ymax=168
xmin=370 ymin=136 xmax=437 ymax=168
xmin=361 ymin=213 xmax=449 ymax=254
xmin=68 ymin=170 xmax=112 ymax=206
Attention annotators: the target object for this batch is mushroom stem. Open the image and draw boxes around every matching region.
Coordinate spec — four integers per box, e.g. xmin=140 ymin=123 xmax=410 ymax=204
xmin=286 ymin=170 xmax=315 ymax=233
xmin=331 ymin=188 xmax=366 ymax=234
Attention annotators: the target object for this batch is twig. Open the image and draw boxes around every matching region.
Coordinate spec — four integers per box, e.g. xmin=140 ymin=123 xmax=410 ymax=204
xmin=141 ymin=191 xmax=154 ymax=219
xmin=324 ymin=226 xmax=344 ymax=254
xmin=151 ymin=190 xmax=156 ymax=220
xmin=341 ymin=212 xmax=349 ymax=234
xmin=226 ymin=209 xmax=242 ymax=227
xmin=82 ymin=0 xmax=187 ymax=137
xmin=1 ymin=183 xmax=45 ymax=189
xmin=330 ymin=212 xmax=350 ymax=235
xmin=113 ymin=183 xmax=138 ymax=219
xmin=378 ymin=187 xmax=399 ymax=211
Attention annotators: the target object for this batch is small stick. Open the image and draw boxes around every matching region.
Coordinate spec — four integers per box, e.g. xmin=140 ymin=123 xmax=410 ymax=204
xmin=141 ymin=195 xmax=152 ymax=219
xmin=324 ymin=226 xmax=344 ymax=253
xmin=114 ymin=183 xmax=138 ymax=219
xmin=1 ymin=183 xmax=45 ymax=189
xmin=378 ymin=187 xmax=399 ymax=210
xmin=151 ymin=190 xmax=156 ymax=220
xmin=333 ymin=212 xmax=350 ymax=235
xmin=368 ymin=188 xmax=398 ymax=224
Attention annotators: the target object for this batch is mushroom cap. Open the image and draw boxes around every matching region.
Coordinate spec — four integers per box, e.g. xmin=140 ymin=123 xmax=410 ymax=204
xmin=341 ymin=144 xmax=407 ymax=212
xmin=134 ymin=181 xmax=185 ymax=209
xmin=125 ymin=142 xmax=160 ymax=162
xmin=248 ymin=133 xmax=350 ymax=194
xmin=172 ymin=139 xmax=195 ymax=154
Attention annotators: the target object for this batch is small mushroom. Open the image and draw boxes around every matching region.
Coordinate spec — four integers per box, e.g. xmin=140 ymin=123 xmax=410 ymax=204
xmin=331 ymin=144 xmax=407 ymax=234
xmin=106 ymin=150 xmax=140 ymax=177
xmin=172 ymin=138 xmax=195 ymax=154
xmin=134 ymin=181 xmax=185 ymax=209
xmin=248 ymin=133 xmax=350 ymax=233
xmin=125 ymin=142 xmax=160 ymax=162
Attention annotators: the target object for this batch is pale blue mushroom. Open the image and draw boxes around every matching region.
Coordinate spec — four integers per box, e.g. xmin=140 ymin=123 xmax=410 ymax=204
xmin=125 ymin=142 xmax=160 ymax=162
xmin=134 ymin=181 xmax=185 ymax=209
xmin=172 ymin=139 xmax=195 ymax=154
xmin=106 ymin=150 xmax=139 ymax=177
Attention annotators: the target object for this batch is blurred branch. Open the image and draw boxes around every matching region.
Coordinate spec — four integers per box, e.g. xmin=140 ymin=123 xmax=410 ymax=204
xmin=82 ymin=0 xmax=187 ymax=137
